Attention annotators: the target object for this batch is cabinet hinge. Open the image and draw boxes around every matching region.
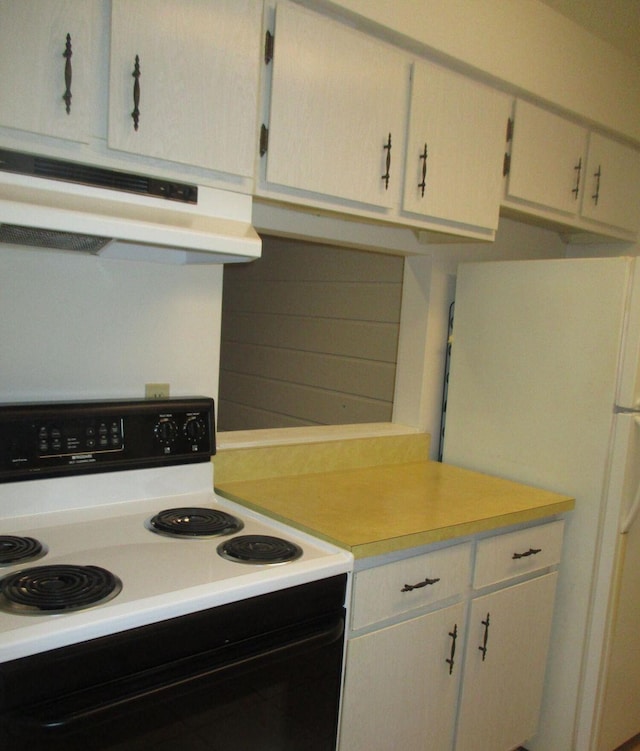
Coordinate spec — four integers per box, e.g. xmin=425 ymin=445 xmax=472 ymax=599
xmin=264 ymin=30 xmax=274 ymax=64
xmin=503 ymin=152 xmax=511 ymax=177
xmin=260 ymin=124 xmax=269 ymax=156
xmin=506 ymin=116 xmax=514 ymax=142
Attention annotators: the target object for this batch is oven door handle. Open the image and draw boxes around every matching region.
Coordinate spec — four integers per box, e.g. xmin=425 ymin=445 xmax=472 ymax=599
xmin=9 ymin=614 xmax=344 ymax=735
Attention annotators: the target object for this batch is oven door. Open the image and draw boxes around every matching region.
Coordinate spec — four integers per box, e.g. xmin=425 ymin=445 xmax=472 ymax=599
xmin=0 ymin=576 xmax=347 ymax=751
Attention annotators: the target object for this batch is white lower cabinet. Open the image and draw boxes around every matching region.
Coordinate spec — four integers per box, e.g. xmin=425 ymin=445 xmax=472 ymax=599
xmin=455 ymin=572 xmax=558 ymax=751
xmin=340 ymin=602 xmax=465 ymax=751
xmin=338 ymin=521 xmax=564 ymax=751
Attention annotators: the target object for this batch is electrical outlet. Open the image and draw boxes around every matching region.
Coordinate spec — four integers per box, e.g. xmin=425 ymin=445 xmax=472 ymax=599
xmin=145 ymin=383 xmax=170 ymax=399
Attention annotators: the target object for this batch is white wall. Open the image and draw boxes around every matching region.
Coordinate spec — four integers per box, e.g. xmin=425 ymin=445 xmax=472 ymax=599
xmin=0 ymin=247 xmax=223 ymax=402
xmin=305 ymin=0 xmax=640 ymax=143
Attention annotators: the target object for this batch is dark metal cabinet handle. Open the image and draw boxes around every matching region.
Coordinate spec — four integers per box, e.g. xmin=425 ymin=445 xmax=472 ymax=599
xmin=418 ymin=143 xmax=428 ymax=197
xmin=446 ymin=623 xmax=458 ymax=675
xmin=572 ymin=157 xmax=582 ymax=199
xmin=512 ymin=547 xmax=542 ymax=560
xmin=381 ymin=133 xmax=392 ymax=189
xmin=62 ymin=33 xmax=73 ymax=114
xmin=131 ymin=55 xmax=141 ymax=131
xmin=592 ymin=165 xmax=602 ymax=205
xmin=478 ymin=613 xmax=490 ymax=661
xmin=401 ymin=576 xmax=440 ymax=592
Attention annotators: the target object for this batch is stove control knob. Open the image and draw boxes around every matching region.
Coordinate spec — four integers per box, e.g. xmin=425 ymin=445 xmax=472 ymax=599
xmin=184 ymin=416 xmax=206 ymax=442
xmin=154 ymin=418 xmax=178 ymax=445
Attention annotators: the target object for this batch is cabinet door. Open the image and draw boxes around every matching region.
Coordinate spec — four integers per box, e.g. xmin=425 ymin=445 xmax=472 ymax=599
xmin=340 ymin=603 xmax=464 ymax=751
xmin=455 ymin=572 xmax=558 ymax=751
xmin=108 ymin=0 xmax=262 ymax=177
xmin=506 ymin=99 xmax=587 ymax=215
xmin=403 ymin=60 xmax=509 ymax=231
xmin=581 ymin=132 xmax=640 ymax=234
xmin=0 ymin=0 xmax=100 ymax=142
xmin=264 ymin=2 xmax=409 ymax=209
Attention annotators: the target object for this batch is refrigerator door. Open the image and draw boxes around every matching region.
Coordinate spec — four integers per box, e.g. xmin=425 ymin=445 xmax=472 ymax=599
xmin=593 ymin=415 xmax=640 ymax=751
xmin=443 ymin=257 xmax=631 ymax=488
xmin=442 ymin=257 xmax=632 ymax=751
xmin=615 ymin=260 xmax=640 ymax=409
xmin=573 ymin=413 xmax=639 ymax=750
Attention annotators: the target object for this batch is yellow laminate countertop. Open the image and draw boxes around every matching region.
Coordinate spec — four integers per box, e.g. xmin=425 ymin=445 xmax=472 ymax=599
xmin=215 ymin=460 xmax=574 ymax=559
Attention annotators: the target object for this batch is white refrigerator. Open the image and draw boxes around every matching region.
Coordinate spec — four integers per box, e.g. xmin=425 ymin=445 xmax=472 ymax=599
xmin=442 ymin=256 xmax=640 ymax=751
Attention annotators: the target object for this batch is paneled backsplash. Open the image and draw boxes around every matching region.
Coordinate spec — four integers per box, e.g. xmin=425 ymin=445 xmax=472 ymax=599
xmin=218 ymin=235 xmax=404 ymax=430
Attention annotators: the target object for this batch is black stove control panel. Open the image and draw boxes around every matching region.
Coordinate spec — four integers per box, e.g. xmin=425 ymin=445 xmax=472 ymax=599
xmin=0 ymin=397 xmax=215 ymax=482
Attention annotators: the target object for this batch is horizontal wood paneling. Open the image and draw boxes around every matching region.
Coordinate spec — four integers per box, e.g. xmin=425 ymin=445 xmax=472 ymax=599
xmin=216 ymin=401 xmax=312 ymax=430
xmin=222 ymin=342 xmax=396 ymax=399
xmin=222 ymin=313 xmax=399 ymax=362
xmin=218 ymin=236 xmax=403 ymax=431
xmin=222 ymin=280 xmax=401 ymax=321
xmin=223 ymin=240 xmax=405 ymax=282
xmin=219 ymin=372 xmax=393 ymax=427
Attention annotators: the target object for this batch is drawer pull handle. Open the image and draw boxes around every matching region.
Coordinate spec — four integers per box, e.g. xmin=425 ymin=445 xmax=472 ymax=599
xmin=512 ymin=547 xmax=542 ymax=560
xmin=479 ymin=613 xmax=490 ymax=661
xmin=401 ymin=576 xmax=440 ymax=592
xmin=446 ymin=623 xmax=458 ymax=675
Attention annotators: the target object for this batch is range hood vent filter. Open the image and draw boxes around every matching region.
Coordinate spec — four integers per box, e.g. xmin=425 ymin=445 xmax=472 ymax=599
xmin=0 ymin=225 xmax=110 ymax=253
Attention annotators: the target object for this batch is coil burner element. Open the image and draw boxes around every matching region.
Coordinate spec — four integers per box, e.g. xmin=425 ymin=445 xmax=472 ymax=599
xmin=147 ymin=507 xmax=244 ymax=538
xmin=0 ymin=564 xmax=122 ymax=615
xmin=0 ymin=536 xmax=47 ymax=566
xmin=217 ymin=535 xmax=303 ymax=565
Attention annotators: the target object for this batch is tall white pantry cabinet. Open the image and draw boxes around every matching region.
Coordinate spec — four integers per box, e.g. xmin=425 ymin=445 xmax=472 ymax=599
xmin=339 ymin=520 xmax=565 ymax=751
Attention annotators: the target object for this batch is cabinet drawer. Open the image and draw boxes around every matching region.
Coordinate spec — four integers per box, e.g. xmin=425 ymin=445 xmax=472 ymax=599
xmin=351 ymin=542 xmax=471 ymax=631
xmin=474 ymin=520 xmax=564 ymax=589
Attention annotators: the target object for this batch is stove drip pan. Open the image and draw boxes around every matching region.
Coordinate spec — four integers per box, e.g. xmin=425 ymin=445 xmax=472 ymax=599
xmin=147 ymin=507 xmax=244 ymax=538
xmin=0 ymin=536 xmax=47 ymax=566
xmin=0 ymin=564 xmax=122 ymax=615
xmin=218 ymin=535 xmax=303 ymax=565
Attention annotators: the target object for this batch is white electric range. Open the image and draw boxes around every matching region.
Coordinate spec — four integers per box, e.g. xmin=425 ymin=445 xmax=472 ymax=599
xmin=0 ymin=398 xmax=353 ymax=663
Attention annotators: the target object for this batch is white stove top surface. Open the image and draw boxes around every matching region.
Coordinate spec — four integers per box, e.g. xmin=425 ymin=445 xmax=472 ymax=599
xmin=0 ymin=465 xmax=353 ymax=662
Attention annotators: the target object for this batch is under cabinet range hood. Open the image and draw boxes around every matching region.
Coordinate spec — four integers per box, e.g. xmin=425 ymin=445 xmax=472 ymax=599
xmin=0 ymin=149 xmax=261 ymax=264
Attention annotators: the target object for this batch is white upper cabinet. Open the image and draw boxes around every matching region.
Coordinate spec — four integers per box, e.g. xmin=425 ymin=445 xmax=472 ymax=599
xmin=506 ymin=99 xmax=587 ymax=216
xmin=108 ymin=0 xmax=263 ymax=178
xmin=505 ymin=99 xmax=640 ymax=238
xmin=262 ymin=2 xmax=410 ymax=209
xmin=580 ymin=132 xmax=640 ymax=234
xmin=0 ymin=0 xmax=101 ymax=143
xmin=402 ymin=60 xmax=510 ymax=233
